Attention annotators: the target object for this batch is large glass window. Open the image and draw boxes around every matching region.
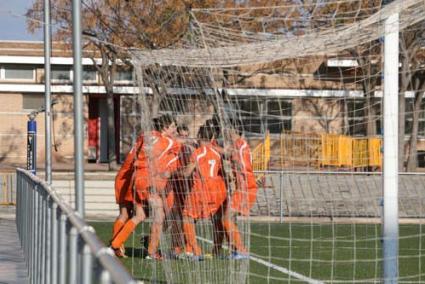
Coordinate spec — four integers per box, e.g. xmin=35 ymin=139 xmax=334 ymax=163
xmin=4 ymin=65 xmax=34 ymax=80
xmin=347 ymin=100 xmax=366 ymax=136
xmin=232 ymin=98 xmax=292 ymax=135
xmin=83 ymin=68 xmax=97 ymax=82
xmin=405 ymin=98 xmax=425 ymax=137
xmin=114 ymin=69 xmax=133 ymax=82
xmin=159 ymin=95 xmax=191 ymax=114
xmin=51 ymin=66 xmax=71 ymax=81
xmin=265 ymin=99 xmax=292 ymax=133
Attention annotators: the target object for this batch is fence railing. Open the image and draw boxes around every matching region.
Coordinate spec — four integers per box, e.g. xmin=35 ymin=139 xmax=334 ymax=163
xmin=15 ymin=168 xmax=136 ymax=284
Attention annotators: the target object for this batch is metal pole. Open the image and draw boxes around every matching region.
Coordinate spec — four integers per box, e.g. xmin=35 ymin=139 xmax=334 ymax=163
xmin=27 ymin=119 xmax=37 ymax=175
xmin=45 ymin=197 xmax=51 ymax=284
xmin=33 ymin=186 xmax=39 ymax=284
xmin=100 ymin=270 xmax=112 ymax=284
xmin=280 ymin=172 xmax=283 ymax=223
xmin=51 ymin=202 xmax=58 ymax=284
xmin=58 ymin=214 xmax=67 ymax=284
xmin=40 ymin=193 xmax=46 ymax=284
xmin=383 ymin=13 xmax=399 ymax=284
xmin=72 ymin=0 xmax=85 ymax=217
xmin=82 ymin=244 xmax=92 ymax=284
xmin=37 ymin=189 xmax=43 ymax=283
xmin=44 ymin=0 xmax=52 ymax=185
xmin=69 ymin=226 xmax=78 ymax=284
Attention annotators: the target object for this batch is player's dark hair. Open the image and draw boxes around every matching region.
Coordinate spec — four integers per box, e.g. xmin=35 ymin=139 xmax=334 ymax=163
xmin=177 ymin=124 xmax=189 ymax=134
xmin=205 ymin=115 xmax=220 ymax=137
xmin=153 ymin=114 xmax=176 ymax=131
xmin=197 ymin=125 xmax=215 ymax=140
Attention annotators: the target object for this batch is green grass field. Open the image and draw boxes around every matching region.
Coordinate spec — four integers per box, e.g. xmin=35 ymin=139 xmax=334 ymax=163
xmin=91 ymin=221 xmax=425 ymax=283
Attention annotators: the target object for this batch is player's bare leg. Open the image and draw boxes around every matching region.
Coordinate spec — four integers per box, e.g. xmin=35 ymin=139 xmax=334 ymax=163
xmin=111 ymin=203 xmax=146 ymax=257
xmin=111 ymin=203 xmax=133 ymax=255
xmin=222 ymin=206 xmax=247 ymax=256
xmin=212 ymin=209 xmax=225 ymax=256
xmin=182 ymin=215 xmax=202 ymax=256
xmin=146 ymin=193 xmax=165 ymax=259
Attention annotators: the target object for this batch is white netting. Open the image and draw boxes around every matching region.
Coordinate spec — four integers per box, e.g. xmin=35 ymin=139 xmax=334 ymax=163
xmin=114 ymin=0 xmax=425 ymax=283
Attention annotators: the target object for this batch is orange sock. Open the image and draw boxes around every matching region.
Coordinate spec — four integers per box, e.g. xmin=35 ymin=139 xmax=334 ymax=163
xmin=223 ymin=220 xmax=247 ymax=253
xmin=183 ymin=221 xmax=201 ymax=256
xmin=112 ymin=219 xmax=125 ymax=240
xmin=147 ymin=222 xmax=163 ymax=255
xmin=111 ymin=220 xmax=136 ymax=249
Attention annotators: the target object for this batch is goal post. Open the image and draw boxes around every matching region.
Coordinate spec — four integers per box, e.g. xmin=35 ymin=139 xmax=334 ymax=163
xmin=383 ymin=12 xmax=399 ymax=283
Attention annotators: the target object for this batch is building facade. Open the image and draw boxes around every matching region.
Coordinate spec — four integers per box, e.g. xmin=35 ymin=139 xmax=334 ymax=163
xmin=1 ymin=40 xmax=424 ymax=169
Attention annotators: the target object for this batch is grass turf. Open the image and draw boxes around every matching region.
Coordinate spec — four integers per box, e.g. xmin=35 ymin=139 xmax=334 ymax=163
xmin=91 ymin=221 xmax=425 ymax=283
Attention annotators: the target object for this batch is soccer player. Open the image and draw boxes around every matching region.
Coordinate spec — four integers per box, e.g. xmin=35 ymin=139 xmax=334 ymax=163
xmin=219 ymin=120 xmax=258 ymax=259
xmin=111 ymin=114 xmax=180 ymax=259
xmin=181 ymin=125 xmax=227 ymax=260
xmin=110 ymin=134 xmax=143 ymax=258
xmin=165 ymin=124 xmax=196 ymax=256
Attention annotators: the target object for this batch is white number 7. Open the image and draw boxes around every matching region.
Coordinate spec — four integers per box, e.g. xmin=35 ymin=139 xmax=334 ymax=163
xmin=208 ymin=159 xmax=216 ymax=177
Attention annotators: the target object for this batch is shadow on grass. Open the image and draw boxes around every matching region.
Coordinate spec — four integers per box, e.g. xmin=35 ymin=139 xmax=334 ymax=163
xmin=125 ymin=247 xmax=147 ymax=258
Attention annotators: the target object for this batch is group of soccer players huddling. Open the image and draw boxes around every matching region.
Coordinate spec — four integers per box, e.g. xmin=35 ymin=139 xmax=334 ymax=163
xmin=109 ymin=114 xmax=258 ymax=261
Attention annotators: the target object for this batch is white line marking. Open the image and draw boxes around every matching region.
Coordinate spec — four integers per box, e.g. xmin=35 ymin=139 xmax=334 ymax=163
xmin=197 ymin=236 xmax=325 ymax=284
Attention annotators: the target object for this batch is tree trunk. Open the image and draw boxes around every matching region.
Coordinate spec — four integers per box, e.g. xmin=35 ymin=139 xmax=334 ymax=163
xmin=365 ymin=95 xmax=376 ymax=136
xmin=106 ymin=89 xmax=117 ymax=170
xmin=406 ymin=75 xmax=425 ymax=171
xmin=406 ymin=93 xmax=422 ymax=171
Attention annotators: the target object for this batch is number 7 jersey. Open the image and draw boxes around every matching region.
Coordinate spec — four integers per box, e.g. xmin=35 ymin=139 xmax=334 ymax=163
xmin=183 ymin=143 xmax=227 ymax=219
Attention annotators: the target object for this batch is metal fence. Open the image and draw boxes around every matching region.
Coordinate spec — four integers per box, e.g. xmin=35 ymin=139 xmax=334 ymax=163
xmin=15 ymin=168 xmax=136 ymax=284
xmin=0 ymin=172 xmax=16 ymax=205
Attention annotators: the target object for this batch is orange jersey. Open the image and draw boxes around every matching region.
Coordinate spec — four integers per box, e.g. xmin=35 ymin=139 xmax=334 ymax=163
xmin=231 ymin=138 xmax=258 ymax=216
xmin=170 ymin=143 xmax=196 ymax=210
xmin=134 ymin=131 xmax=180 ymax=201
xmin=183 ymin=144 xmax=227 ymax=219
xmin=114 ymin=134 xmax=143 ymax=204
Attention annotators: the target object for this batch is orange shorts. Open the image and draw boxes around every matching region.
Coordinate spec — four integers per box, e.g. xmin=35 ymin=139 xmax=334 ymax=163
xmin=183 ymin=180 xmax=226 ymax=219
xmin=115 ymin=168 xmax=134 ymax=204
xmin=134 ymin=175 xmax=174 ymax=211
xmin=230 ymin=174 xmax=257 ymax=216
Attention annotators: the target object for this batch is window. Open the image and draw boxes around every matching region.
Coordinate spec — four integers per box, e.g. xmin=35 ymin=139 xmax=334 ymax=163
xmin=347 ymin=100 xmax=366 ymax=136
xmin=159 ymin=95 xmax=191 ymax=114
xmin=83 ymin=68 xmax=97 ymax=82
xmin=232 ymin=98 xmax=292 ymax=135
xmin=2 ymin=65 xmax=35 ymax=80
xmin=51 ymin=66 xmax=71 ymax=82
xmin=22 ymin=94 xmax=44 ymax=110
xmin=114 ymin=69 xmax=133 ymax=83
xmin=405 ymin=98 xmax=425 ymax=137
xmin=264 ymin=99 xmax=292 ymax=133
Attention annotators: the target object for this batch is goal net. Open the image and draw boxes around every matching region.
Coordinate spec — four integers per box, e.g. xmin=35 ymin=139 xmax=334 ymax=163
xmin=122 ymin=0 xmax=425 ymax=282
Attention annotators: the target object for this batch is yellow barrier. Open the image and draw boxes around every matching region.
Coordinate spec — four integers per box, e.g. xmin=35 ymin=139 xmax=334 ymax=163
xmin=368 ymin=137 xmax=382 ymax=168
xmin=252 ymin=132 xmax=271 ymax=180
xmin=280 ymin=132 xmax=382 ymax=170
xmin=352 ymin=138 xmax=369 ymax=168
xmin=280 ymin=132 xmax=321 ymax=168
